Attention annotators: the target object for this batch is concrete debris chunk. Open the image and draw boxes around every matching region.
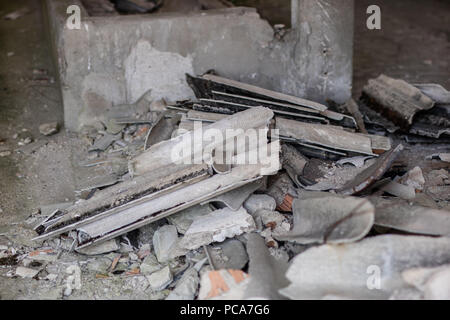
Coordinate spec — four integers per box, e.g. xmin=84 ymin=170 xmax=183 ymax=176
xmin=153 ymin=225 xmax=179 ymax=263
xmin=399 ymin=166 xmax=425 ymax=191
xmin=274 ymin=195 xmax=374 ymax=244
xmin=136 ymin=224 xmax=163 ymax=249
xmin=146 ymin=266 xmax=173 ymax=291
xmin=426 ymin=186 xmax=450 ymax=202
xmin=280 ymin=235 xmax=450 ymax=300
xmin=208 ymin=239 xmax=248 ymax=270
xmin=15 ymin=266 xmax=39 ymax=278
xmin=179 ymin=207 xmax=256 ymax=250
xmin=76 ymin=238 xmax=120 ymax=255
xmin=425 ymin=169 xmax=449 ymax=187
xmin=38 ymin=122 xmax=59 ymax=136
xmin=105 ymin=118 xmax=126 ymax=135
xmin=89 ymin=133 xmax=119 ymax=152
xmin=140 ymin=254 xmax=161 ymax=274
xmin=86 ymin=257 xmax=111 ymax=274
xmin=243 ymin=194 xmax=276 ymax=215
xmin=18 ymin=136 xmax=33 ymax=146
xmin=166 ymin=268 xmax=199 ymax=300
xmin=266 ymin=173 xmax=296 ymax=212
xmin=0 ymin=150 xmax=11 ymax=157
xmin=253 ymin=209 xmax=289 ymax=235
xmin=28 ymin=252 xmax=58 ymax=263
xmin=260 ymin=228 xmax=279 ymax=248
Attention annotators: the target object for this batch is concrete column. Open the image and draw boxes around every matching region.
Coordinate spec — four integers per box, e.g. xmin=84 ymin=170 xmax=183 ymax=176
xmin=291 ymin=0 xmax=354 ymax=104
xmin=291 ymin=0 xmax=299 ymax=28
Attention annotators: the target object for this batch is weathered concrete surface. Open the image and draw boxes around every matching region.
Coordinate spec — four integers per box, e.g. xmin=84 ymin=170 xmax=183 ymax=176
xmin=45 ymin=0 xmax=354 ymax=131
xmin=286 ymin=0 xmax=354 ymax=104
xmin=124 ymin=40 xmax=195 ymax=104
xmin=46 ymin=0 xmax=274 ymax=130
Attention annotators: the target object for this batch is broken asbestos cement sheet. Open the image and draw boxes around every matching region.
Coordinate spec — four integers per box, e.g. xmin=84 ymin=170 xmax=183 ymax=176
xmin=129 ymin=106 xmax=274 ymax=176
xmin=300 ymin=157 xmax=377 ymax=192
xmin=280 ymin=235 xmax=450 ymax=300
xmin=276 ymin=117 xmax=390 ymax=157
xmin=337 ymin=144 xmax=404 ymax=195
xmin=280 ymin=144 xmax=307 ymax=187
xmin=187 ymin=73 xmax=327 ymax=112
xmin=244 ymin=233 xmax=289 ymax=300
xmin=186 ymin=74 xmax=357 ymax=128
xmin=414 ymin=83 xmax=450 ymax=105
xmin=362 ymin=74 xmax=435 ymax=129
xmin=377 ymin=180 xmax=416 ymax=200
xmin=34 ymin=163 xmax=209 ymax=238
xmin=372 ymin=197 xmax=450 ymax=236
xmin=274 ymin=194 xmax=375 ymax=245
xmin=72 ymin=161 xmax=274 ymax=250
xmin=401 ymin=264 xmax=450 ymax=300
xmin=200 ymin=179 xmax=264 ymax=211
xmin=34 ymin=107 xmax=278 ymax=250
xmin=179 ymin=207 xmax=256 ymax=250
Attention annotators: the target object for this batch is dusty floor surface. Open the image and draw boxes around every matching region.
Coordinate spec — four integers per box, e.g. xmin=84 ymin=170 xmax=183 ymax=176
xmin=0 ymin=0 xmax=449 ymax=299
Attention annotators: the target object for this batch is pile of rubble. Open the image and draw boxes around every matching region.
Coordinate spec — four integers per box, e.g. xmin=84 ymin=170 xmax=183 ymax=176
xmin=1 ymin=73 xmax=449 ymax=300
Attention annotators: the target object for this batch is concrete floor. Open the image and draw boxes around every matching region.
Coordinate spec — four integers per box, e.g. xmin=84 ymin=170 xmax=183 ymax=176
xmin=0 ymin=0 xmax=69 ymax=226
xmin=0 ymin=0 xmax=449 ymax=299
xmin=352 ymin=0 xmax=450 ymax=97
